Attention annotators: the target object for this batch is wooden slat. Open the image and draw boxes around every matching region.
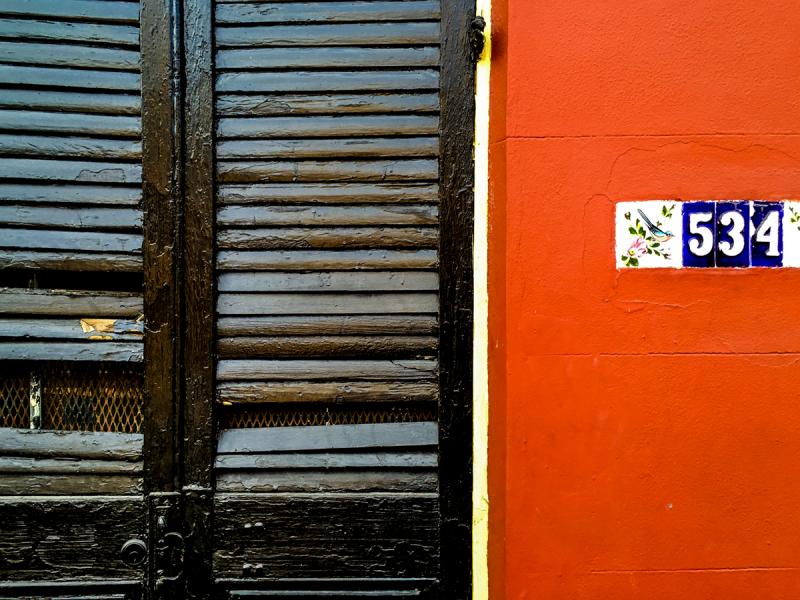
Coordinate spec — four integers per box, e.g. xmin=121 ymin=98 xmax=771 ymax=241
xmin=217 ymin=422 xmax=438 ymax=453
xmin=215 ymin=1 xmax=440 ymax=24
xmin=0 ymin=318 xmax=144 ymax=340
xmin=0 ymin=473 xmax=142 ymax=495
xmin=218 ymin=115 xmax=437 ymax=138
xmin=217 ymin=46 xmax=439 ymax=70
xmin=0 ymin=89 xmax=140 ymax=116
xmin=0 ymin=42 xmax=140 ymax=71
xmin=0 ymin=228 xmax=141 ymax=253
xmin=218 ymin=205 xmax=437 ymax=227
xmin=217 ymin=335 xmax=437 ymax=358
xmin=0 ymin=206 xmax=141 ymax=229
xmin=0 ymin=288 xmax=143 ymax=317
xmin=0 ymin=341 xmax=142 ymax=362
xmin=0 ymin=65 xmax=140 ymax=91
xmin=217 ymin=293 xmax=438 ymax=315
xmin=0 ymin=0 xmax=140 ymax=24
xmin=217 ymin=227 xmax=438 ymax=250
xmin=217 ymin=380 xmax=438 ymax=403
xmin=216 ymin=92 xmax=438 ymax=117
xmin=215 ymin=22 xmax=439 ymax=48
xmin=0 ymin=250 xmax=142 ymax=271
xmin=0 ymin=183 xmax=141 ymax=205
xmin=0 ymin=428 xmax=143 ymax=460
xmin=0 ymin=135 xmax=141 ymax=160
xmin=215 ymin=451 xmax=437 ymax=470
xmin=216 ymin=359 xmax=437 ymax=381
xmin=0 ymin=110 xmax=140 ymax=137
xmin=215 ymin=470 xmax=436 ymax=493
xmin=217 ymin=315 xmax=437 ymax=336
xmin=217 ymin=137 xmax=438 ymax=160
xmin=0 ymin=18 xmax=139 ymax=46
xmin=0 ymin=159 xmax=141 ymax=183
xmin=218 ymin=183 xmax=438 ymax=205
xmin=217 ymin=249 xmax=437 ymax=270
xmin=216 ymin=70 xmax=438 ymax=93
xmin=0 ymin=457 xmax=142 ymax=474
xmin=217 ymin=159 xmax=438 ymax=184
xmin=217 ymin=271 xmax=438 ymax=292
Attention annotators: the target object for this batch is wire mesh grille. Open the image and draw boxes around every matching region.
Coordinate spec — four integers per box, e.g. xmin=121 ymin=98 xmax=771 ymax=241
xmin=221 ymin=403 xmax=437 ymax=429
xmin=0 ymin=364 xmax=29 ymax=428
xmin=40 ymin=362 xmax=143 ymax=433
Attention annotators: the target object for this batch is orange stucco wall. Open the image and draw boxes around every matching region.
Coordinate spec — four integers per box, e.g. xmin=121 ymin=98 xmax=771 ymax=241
xmin=488 ymin=2 xmax=800 ymax=598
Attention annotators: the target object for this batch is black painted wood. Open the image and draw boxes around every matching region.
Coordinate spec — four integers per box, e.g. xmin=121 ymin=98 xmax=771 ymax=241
xmin=0 ymin=18 xmax=139 ymax=46
xmin=0 ymin=65 xmax=140 ymax=90
xmin=0 ymin=41 xmax=140 ymax=70
xmin=216 ymin=92 xmax=438 ymax=117
xmin=216 ymin=70 xmax=439 ymax=94
xmin=215 ymin=2 xmax=440 ymax=25
xmin=0 ymin=1 xmax=140 ymax=24
xmin=216 ymin=47 xmax=439 ymax=70
xmin=0 ymin=110 xmax=140 ymax=136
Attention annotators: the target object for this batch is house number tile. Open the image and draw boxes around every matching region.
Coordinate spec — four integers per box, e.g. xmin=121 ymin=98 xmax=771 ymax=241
xmin=615 ymin=200 xmax=800 ymax=269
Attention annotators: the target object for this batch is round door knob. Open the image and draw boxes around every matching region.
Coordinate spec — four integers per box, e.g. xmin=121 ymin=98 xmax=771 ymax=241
xmin=120 ymin=538 xmax=147 ymax=566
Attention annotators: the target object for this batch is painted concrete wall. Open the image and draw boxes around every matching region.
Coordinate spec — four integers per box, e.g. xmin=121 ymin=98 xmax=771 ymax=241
xmin=489 ymin=2 xmax=800 ymax=598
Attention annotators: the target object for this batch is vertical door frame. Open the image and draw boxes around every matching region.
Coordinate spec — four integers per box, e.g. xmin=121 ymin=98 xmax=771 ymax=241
xmin=439 ymin=0 xmax=477 ymax=597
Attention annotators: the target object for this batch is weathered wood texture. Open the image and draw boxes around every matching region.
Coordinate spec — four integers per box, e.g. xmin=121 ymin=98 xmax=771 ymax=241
xmin=222 ymin=581 xmax=436 ymax=598
xmin=213 ymin=494 xmax=440 ymax=579
xmin=0 ymin=496 xmax=144 ymax=581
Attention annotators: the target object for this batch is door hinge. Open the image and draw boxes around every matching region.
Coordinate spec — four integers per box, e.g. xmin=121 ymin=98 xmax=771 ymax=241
xmin=470 ymin=16 xmax=487 ymax=63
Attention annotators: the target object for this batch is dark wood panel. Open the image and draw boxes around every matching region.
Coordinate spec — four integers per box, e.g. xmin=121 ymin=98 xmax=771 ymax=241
xmin=217 ymin=249 xmax=437 ymax=271
xmin=0 ymin=110 xmax=140 ymax=137
xmin=217 ymin=137 xmax=438 ymax=160
xmin=216 ymin=70 xmax=438 ymax=93
xmin=217 ymin=380 xmax=438 ymax=404
xmin=218 ymin=183 xmax=438 ymax=205
xmin=0 ymin=288 xmax=143 ymax=317
xmin=217 ymin=315 xmax=437 ymax=336
xmin=216 ymin=92 xmax=438 ymax=117
xmin=215 ymin=470 xmax=436 ymax=493
xmin=0 ymin=0 xmax=140 ymax=24
xmin=0 ymin=18 xmax=139 ymax=46
xmin=215 ymin=1 xmax=440 ymax=24
xmin=217 ymin=335 xmax=437 ymax=358
xmin=217 ymin=227 xmax=438 ymax=250
xmin=0 ymin=65 xmax=140 ymax=91
xmin=0 ymin=428 xmax=143 ymax=460
xmin=215 ymin=451 xmax=437 ymax=470
xmin=216 ymin=359 xmax=438 ymax=382
xmin=0 ymin=457 xmax=142 ymax=473
xmin=0 ymin=228 xmax=142 ymax=252
xmin=217 ymin=422 xmax=437 ymax=453
xmin=215 ymin=22 xmax=439 ymax=49
xmin=218 ymin=115 xmax=437 ymax=138
xmin=217 ymin=293 xmax=438 ymax=315
xmin=0 ymin=41 xmax=140 ymax=71
xmin=217 ymin=46 xmax=439 ymax=70
xmin=0 ymin=135 xmax=141 ymax=160
xmin=213 ymin=494 xmax=439 ymax=579
xmin=0 ymin=496 xmax=144 ymax=582
xmin=0 ymin=317 xmax=144 ymax=340
xmin=0 ymin=473 xmax=143 ymax=495
xmin=0 ymin=205 xmax=141 ymax=229
xmin=0 ymin=159 xmax=141 ymax=183
xmin=0 ymin=580 xmax=139 ymax=599
xmin=0 ymin=340 xmax=143 ymax=362
xmin=0 ymin=89 xmax=140 ymax=116
xmin=217 ymin=271 xmax=438 ymax=292
xmin=217 ymin=160 xmax=438 ymax=184
xmin=0 ymin=183 xmax=141 ymax=205
xmin=0 ymin=249 xmax=143 ymax=271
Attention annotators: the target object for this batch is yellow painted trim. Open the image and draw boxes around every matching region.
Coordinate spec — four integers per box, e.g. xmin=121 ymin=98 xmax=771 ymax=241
xmin=472 ymin=0 xmax=491 ymax=597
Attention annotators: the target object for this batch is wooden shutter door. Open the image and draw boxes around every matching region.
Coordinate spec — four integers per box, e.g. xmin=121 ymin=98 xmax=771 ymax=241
xmin=184 ymin=0 xmax=474 ymax=597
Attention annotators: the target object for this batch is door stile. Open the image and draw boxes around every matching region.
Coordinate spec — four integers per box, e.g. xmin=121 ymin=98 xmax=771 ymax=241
xmin=438 ymin=0 xmax=477 ymax=597
xmin=141 ymin=0 xmax=185 ymax=595
xmin=182 ymin=0 xmax=217 ymax=597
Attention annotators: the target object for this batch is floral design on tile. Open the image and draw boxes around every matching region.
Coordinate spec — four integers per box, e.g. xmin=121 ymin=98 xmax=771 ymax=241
xmin=782 ymin=201 xmax=800 ymax=267
xmin=615 ymin=201 xmax=681 ymax=269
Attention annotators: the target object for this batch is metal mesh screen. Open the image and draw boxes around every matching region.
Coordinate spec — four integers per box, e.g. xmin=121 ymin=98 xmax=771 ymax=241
xmin=0 ymin=365 xmax=29 ymax=428
xmin=40 ymin=362 xmax=143 ymax=433
xmin=221 ymin=403 xmax=437 ymax=429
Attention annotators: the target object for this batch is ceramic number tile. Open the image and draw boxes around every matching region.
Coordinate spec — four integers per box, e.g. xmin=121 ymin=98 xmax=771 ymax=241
xmin=615 ymin=201 xmax=681 ymax=269
xmin=782 ymin=201 xmax=800 ymax=268
xmin=715 ymin=201 xmax=750 ymax=268
xmin=682 ymin=201 xmax=715 ymax=268
xmin=750 ymin=201 xmax=783 ymax=268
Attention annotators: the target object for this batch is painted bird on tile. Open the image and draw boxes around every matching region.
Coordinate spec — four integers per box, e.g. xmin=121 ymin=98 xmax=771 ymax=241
xmin=637 ymin=209 xmax=673 ymax=242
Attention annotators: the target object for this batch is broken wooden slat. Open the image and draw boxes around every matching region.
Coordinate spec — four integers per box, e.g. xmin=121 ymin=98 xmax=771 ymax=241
xmin=216 ymin=359 xmax=438 ymax=381
xmin=0 ymin=288 xmax=143 ymax=317
xmin=217 ymin=381 xmax=438 ymax=404
xmin=216 ymin=92 xmax=439 ymax=117
xmin=0 ymin=428 xmax=143 ymax=460
xmin=217 ymin=315 xmax=438 ymax=336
